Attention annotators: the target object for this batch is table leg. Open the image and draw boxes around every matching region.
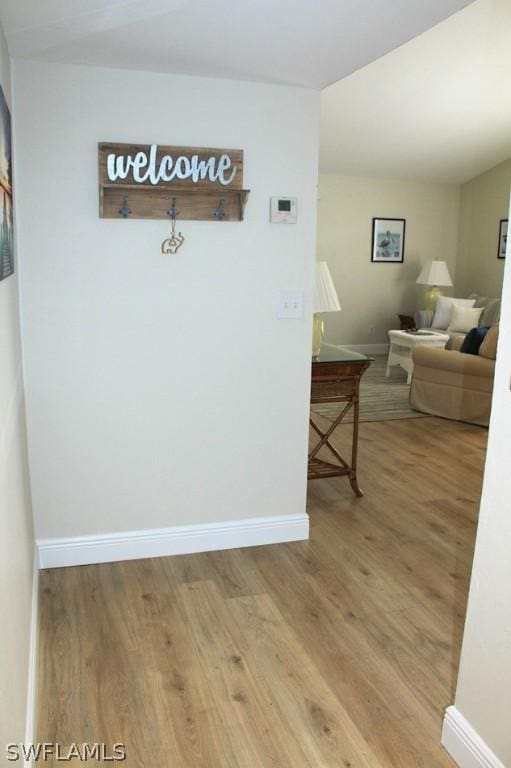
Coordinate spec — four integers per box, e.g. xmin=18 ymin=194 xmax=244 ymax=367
xmin=309 ymin=401 xmax=353 ymax=465
xmin=309 ymin=358 xmax=371 ymax=495
xmin=385 ymin=344 xmax=393 ymax=377
xmin=349 ymin=475 xmax=363 ymax=497
xmin=349 ymin=387 xmax=363 ymax=497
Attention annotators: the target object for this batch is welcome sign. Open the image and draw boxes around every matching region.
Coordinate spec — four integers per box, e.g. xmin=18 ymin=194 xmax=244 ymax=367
xmin=98 ymin=142 xmax=248 ymax=221
xmin=98 ymin=143 xmax=244 ymax=190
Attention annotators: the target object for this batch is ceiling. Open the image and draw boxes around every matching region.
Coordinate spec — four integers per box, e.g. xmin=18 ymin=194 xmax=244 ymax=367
xmin=320 ymin=0 xmax=511 ymax=184
xmin=0 ymin=0 xmax=473 ymax=89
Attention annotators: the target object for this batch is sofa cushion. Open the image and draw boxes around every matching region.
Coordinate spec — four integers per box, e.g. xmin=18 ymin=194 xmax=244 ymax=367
xmin=432 ymin=296 xmax=475 ymax=330
xmin=447 ymin=305 xmax=483 ymax=334
xmin=469 ymin=293 xmax=489 ymax=308
xmin=430 ymin=328 xmax=469 ymax=350
xmin=449 ymin=335 xmax=467 ymax=351
xmin=480 ymin=299 xmax=501 ymax=327
xmin=479 ymin=324 xmax=499 ymax=360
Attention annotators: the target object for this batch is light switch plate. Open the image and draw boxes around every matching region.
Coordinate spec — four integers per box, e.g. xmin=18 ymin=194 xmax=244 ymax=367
xmin=277 ymin=291 xmax=303 ymax=319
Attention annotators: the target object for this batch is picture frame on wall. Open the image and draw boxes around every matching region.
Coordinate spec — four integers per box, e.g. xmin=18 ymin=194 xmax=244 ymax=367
xmin=0 ymin=83 xmax=14 ymax=282
xmin=497 ymin=219 xmax=507 ymax=259
xmin=371 ymin=217 xmax=406 ymax=263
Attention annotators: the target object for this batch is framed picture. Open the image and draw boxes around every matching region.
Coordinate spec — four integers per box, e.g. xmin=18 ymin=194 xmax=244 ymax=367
xmin=0 ymin=83 xmax=13 ymax=282
xmin=497 ymin=219 xmax=507 ymax=259
xmin=371 ymin=218 xmax=406 ymax=263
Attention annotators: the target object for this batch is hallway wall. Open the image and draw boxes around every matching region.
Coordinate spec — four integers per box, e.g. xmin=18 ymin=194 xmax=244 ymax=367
xmin=0 ymin=22 xmax=36 ymax=753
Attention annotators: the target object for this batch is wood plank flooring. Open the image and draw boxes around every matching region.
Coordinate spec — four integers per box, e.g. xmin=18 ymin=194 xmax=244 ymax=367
xmin=37 ymin=416 xmax=487 ymax=767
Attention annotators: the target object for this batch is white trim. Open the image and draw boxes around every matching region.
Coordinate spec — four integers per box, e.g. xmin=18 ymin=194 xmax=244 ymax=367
xmin=323 ymin=342 xmax=389 ymax=355
xmin=24 ymin=547 xmax=39 ymax=768
xmin=37 ymin=513 xmax=310 ymax=569
xmin=442 ymin=706 xmax=506 ymax=768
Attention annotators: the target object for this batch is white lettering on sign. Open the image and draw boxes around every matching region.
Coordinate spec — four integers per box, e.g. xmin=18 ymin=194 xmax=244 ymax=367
xmin=106 ymin=144 xmax=237 ymax=186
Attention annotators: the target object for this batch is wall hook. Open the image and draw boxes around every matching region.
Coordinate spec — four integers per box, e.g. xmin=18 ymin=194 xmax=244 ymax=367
xmin=162 ymin=197 xmax=185 ymax=254
xmin=166 ymin=198 xmax=179 ymax=220
xmin=214 ymin=199 xmax=226 ymax=221
xmin=118 ymin=195 xmax=131 ymax=218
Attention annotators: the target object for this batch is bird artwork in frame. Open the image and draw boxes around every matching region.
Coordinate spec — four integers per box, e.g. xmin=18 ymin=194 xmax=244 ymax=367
xmin=0 ymin=83 xmax=13 ymax=282
xmin=371 ymin=218 xmax=406 ymax=263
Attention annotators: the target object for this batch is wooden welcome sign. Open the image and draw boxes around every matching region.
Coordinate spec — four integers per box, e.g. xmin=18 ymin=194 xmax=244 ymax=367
xmin=98 ymin=143 xmax=249 ymax=221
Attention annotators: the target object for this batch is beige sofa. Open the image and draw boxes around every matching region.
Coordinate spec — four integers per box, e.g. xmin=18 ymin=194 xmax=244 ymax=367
xmin=409 ymin=326 xmax=498 ymax=427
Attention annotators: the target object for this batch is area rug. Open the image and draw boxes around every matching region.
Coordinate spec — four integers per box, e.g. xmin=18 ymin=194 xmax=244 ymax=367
xmin=311 ymin=354 xmax=426 ymax=424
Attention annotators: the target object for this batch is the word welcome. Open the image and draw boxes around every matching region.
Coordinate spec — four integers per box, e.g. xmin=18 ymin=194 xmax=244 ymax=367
xmin=106 ymin=144 xmax=238 ymax=187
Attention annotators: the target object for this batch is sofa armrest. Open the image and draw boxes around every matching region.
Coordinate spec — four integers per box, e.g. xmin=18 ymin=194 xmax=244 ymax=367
xmin=412 ymin=347 xmax=495 ymax=377
xmin=414 ymin=309 xmax=433 ymax=329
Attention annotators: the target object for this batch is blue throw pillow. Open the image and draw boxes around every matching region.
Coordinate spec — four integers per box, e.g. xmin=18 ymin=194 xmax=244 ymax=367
xmin=460 ymin=326 xmax=490 ymax=355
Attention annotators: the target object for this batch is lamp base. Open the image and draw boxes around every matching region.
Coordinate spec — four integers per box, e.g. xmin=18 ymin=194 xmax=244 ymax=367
xmin=425 ymin=285 xmax=443 ymax=312
xmin=312 ymin=314 xmax=325 ymax=357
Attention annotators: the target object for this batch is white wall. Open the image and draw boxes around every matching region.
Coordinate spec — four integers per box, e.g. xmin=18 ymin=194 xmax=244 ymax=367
xmin=13 ymin=60 xmax=319 ymax=541
xmin=444 ymin=195 xmax=511 ymax=765
xmin=0 ymin=25 xmax=35 ymax=753
xmin=456 ymin=157 xmax=511 ymax=298
xmin=317 ymin=173 xmax=460 ymax=345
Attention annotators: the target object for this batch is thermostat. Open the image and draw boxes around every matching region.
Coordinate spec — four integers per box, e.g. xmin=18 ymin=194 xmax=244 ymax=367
xmin=270 ymin=197 xmax=297 ymax=224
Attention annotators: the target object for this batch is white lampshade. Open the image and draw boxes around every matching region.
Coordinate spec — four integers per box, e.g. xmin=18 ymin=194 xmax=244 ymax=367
xmin=416 ymin=260 xmax=453 ymax=287
xmin=313 ymin=261 xmax=341 ymax=313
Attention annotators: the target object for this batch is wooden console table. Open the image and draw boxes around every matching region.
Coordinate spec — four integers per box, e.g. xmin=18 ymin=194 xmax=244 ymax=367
xmin=309 ymin=346 xmax=372 ymax=496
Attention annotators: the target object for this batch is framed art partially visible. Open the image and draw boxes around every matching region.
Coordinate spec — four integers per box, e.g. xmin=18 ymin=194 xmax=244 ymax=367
xmin=371 ymin=218 xmax=406 ymax=263
xmin=497 ymin=219 xmax=507 ymax=259
xmin=0 ymin=83 xmax=13 ymax=282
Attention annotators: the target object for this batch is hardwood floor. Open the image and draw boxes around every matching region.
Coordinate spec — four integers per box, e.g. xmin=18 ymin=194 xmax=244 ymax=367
xmin=37 ymin=416 xmax=487 ymax=767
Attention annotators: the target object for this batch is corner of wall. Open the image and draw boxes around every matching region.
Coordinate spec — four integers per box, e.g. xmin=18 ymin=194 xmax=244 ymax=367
xmin=24 ymin=546 xmax=39 ymax=767
xmin=442 ymin=706 xmax=507 ymax=768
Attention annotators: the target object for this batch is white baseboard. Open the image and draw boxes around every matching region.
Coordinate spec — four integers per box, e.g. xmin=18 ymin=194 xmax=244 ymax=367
xmin=324 ymin=342 xmax=389 ymax=355
xmin=442 ymin=706 xmax=506 ymax=768
xmin=24 ymin=547 xmax=39 ymax=768
xmin=37 ymin=513 xmax=310 ymax=569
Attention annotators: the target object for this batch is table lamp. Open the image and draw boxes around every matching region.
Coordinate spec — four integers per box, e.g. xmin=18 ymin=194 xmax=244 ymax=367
xmin=416 ymin=260 xmax=453 ymax=311
xmin=312 ymin=261 xmax=341 ymax=356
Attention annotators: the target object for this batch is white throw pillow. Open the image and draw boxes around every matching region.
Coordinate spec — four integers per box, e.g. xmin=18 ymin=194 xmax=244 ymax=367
xmin=447 ymin=305 xmax=483 ymax=334
xmin=432 ymin=296 xmax=475 ymax=330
